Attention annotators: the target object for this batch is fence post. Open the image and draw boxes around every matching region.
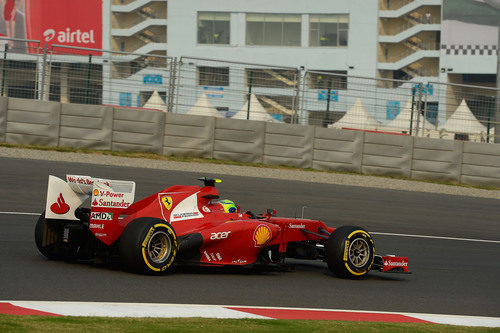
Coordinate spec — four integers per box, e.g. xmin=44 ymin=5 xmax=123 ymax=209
xmin=246 ymin=70 xmax=253 ymax=120
xmin=291 ymin=71 xmax=298 ymax=124
xmin=172 ymin=58 xmax=179 ymax=113
xmin=85 ymin=54 xmax=93 ymax=104
xmin=422 ymin=83 xmax=429 ymax=133
xmin=323 ymin=80 xmax=332 ymax=128
xmin=299 ymin=71 xmax=307 ymax=125
xmin=1 ymin=44 xmax=7 ymax=96
xmin=414 ymin=83 xmax=423 ymax=136
xmin=409 ymin=85 xmax=416 ymax=135
xmin=38 ymin=44 xmax=48 ymax=100
xmin=487 ymin=96 xmax=493 ymax=143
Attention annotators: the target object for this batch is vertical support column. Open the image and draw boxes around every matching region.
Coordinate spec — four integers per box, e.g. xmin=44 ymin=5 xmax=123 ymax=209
xmin=1 ymin=44 xmax=8 ymax=97
xmin=299 ymin=71 xmax=308 ymax=125
xmin=102 ymin=53 xmax=112 ymax=105
xmin=495 ymin=14 xmax=500 ymax=143
xmin=168 ymin=57 xmax=178 ymax=113
xmin=323 ymin=80 xmax=332 ymax=128
xmin=246 ymin=70 xmax=253 ymax=120
xmin=37 ymin=44 xmax=48 ymax=100
xmin=60 ymin=63 xmax=69 ymax=103
xmin=85 ymin=54 xmax=93 ymax=104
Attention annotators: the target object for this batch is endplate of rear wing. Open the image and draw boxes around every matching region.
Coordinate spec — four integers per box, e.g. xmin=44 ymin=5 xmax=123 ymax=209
xmin=45 ymin=174 xmax=135 ymax=221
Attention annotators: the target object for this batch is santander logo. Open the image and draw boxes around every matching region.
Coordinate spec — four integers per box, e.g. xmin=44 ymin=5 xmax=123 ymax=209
xmin=385 ymin=260 xmax=408 ymax=267
xmin=50 ymin=193 xmax=70 ymax=215
xmin=43 ymin=28 xmax=96 ymax=44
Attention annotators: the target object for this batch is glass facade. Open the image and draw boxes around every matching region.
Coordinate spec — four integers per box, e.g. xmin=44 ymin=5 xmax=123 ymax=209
xmin=309 ymin=15 xmax=349 ymax=47
xmin=198 ymin=12 xmax=230 ymax=44
xmin=246 ymin=14 xmax=301 ymax=46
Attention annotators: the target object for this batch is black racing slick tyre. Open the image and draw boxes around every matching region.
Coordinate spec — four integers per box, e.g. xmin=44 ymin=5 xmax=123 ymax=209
xmin=325 ymin=226 xmax=374 ymax=279
xmin=34 ymin=212 xmax=62 ymax=260
xmin=119 ymin=218 xmax=177 ymax=274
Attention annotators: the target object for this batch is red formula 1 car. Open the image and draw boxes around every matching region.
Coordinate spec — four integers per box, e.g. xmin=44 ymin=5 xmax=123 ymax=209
xmin=35 ymin=175 xmax=409 ymax=278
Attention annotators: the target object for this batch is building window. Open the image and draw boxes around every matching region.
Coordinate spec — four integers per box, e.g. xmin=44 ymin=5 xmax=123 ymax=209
xmin=246 ymin=68 xmax=299 ymax=88
xmin=309 ymin=15 xmax=349 ymax=47
xmin=198 ymin=12 xmax=230 ymax=44
xmin=198 ymin=66 xmax=229 ymax=86
xmin=246 ymin=14 xmax=301 ymax=46
xmin=308 ymin=71 xmax=347 ymax=90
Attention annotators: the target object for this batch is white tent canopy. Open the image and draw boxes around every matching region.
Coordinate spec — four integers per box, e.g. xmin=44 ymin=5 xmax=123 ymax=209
xmin=438 ymin=99 xmax=486 ymax=134
xmin=143 ymin=90 xmax=167 ymax=112
xmin=187 ymin=93 xmax=222 ymax=117
xmin=329 ymin=98 xmax=380 ymax=130
xmin=232 ymin=94 xmax=279 ymax=122
xmin=383 ymin=98 xmax=435 ymax=133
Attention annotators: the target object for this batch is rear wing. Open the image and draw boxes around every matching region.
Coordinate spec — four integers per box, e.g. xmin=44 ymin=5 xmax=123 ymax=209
xmin=45 ymin=175 xmax=135 ymax=220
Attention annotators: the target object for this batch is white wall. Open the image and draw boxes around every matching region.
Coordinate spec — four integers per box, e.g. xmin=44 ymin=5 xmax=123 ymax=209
xmin=167 ymin=0 xmax=379 ymax=77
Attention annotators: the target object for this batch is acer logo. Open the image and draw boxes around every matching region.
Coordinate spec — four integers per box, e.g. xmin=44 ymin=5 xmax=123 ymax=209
xmin=50 ymin=193 xmax=70 ymax=214
xmin=210 ymin=231 xmax=231 ymax=240
xmin=43 ymin=28 xmax=96 ymax=43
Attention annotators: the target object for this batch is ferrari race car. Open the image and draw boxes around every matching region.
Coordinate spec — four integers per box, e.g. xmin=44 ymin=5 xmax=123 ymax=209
xmin=35 ymin=175 xmax=409 ymax=279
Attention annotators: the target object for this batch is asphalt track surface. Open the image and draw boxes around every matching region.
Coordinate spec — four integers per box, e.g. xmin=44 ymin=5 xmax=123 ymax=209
xmin=0 ymin=157 xmax=499 ymax=317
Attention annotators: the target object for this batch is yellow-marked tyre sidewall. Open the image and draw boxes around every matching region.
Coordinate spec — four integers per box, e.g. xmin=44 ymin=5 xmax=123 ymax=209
xmin=325 ymin=226 xmax=375 ymax=279
xmin=342 ymin=230 xmax=374 ymax=277
xmin=119 ymin=218 xmax=178 ymax=275
xmin=140 ymin=223 xmax=177 ymax=273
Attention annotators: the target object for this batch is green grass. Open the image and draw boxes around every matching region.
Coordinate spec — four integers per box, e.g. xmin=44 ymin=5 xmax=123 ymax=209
xmin=1 ymin=142 xmax=498 ymax=191
xmin=0 ymin=315 xmax=498 ymax=333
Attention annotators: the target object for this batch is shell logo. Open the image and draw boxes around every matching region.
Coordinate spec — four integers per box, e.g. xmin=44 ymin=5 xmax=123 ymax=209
xmin=93 ymin=189 xmax=99 ymax=196
xmin=253 ymin=224 xmax=272 ymax=247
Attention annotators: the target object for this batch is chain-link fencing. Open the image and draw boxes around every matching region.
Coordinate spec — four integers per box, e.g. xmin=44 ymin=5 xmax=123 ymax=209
xmin=0 ymin=36 xmax=498 ymax=143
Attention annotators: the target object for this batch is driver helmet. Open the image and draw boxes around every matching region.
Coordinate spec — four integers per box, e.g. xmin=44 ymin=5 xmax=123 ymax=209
xmin=217 ymin=199 xmax=237 ymax=213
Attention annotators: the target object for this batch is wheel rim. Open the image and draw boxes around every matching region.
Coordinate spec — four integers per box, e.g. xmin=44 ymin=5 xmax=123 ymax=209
xmin=348 ymin=238 xmax=370 ymax=268
xmin=147 ymin=231 xmax=171 ymax=264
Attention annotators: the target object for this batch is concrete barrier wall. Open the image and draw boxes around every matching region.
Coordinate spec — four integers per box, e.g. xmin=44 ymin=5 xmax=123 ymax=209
xmin=264 ymin=123 xmax=314 ymax=168
xmin=362 ymin=132 xmax=413 ymax=177
xmin=411 ymin=137 xmax=462 ymax=183
xmin=214 ymin=118 xmax=265 ymax=163
xmin=1 ymin=97 xmax=500 ymax=188
xmin=461 ymin=142 xmax=500 ymax=187
xmin=0 ymin=97 xmax=7 ymax=143
xmin=59 ymin=103 xmax=112 ymax=150
xmin=163 ymin=113 xmax=215 ymax=157
xmin=313 ymin=128 xmax=363 ymax=172
xmin=113 ymin=107 xmax=164 ymax=154
xmin=5 ymin=98 xmax=60 ymax=146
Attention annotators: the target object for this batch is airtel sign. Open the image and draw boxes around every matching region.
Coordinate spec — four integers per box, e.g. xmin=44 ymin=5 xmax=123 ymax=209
xmin=25 ymin=0 xmax=102 ymax=55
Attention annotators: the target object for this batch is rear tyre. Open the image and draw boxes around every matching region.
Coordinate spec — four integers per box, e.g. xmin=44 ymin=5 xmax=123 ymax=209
xmin=34 ymin=212 xmax=62 ymax=260
xmin=325 ymin=226 xmax=374 ymax=279
xmin=119 ymin=218 xmax=177 ymax=274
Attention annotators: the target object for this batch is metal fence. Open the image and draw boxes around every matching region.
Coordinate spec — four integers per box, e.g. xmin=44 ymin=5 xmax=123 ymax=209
xmin=1 ymin=36 xmax=499 ymax=143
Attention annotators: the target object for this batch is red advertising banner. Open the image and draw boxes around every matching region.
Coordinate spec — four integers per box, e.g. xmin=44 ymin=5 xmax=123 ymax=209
xmin=24 ymin=0 xmax=102 ymax=55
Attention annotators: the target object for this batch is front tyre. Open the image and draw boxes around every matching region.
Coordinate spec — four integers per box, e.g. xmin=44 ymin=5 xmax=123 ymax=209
xmin=325 ymin=226 xmax=374 ymax=279
xmin=119 ymin=218 xmax=177 ymax=274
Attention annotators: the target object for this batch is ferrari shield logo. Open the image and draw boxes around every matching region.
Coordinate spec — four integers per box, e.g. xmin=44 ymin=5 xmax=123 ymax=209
xmin=161 ymin=196 xmax=173 ymax=210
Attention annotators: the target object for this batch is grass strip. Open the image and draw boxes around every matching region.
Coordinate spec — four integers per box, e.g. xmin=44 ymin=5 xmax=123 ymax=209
xmin=0 ymin=315 xmax=498 ymax=333
xmin=1 ymin=142 xmax=498 ymax=191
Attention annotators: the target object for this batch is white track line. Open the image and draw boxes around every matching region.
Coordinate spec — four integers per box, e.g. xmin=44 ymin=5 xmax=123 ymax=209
xmin=0 ymin=211 xmax=39 ymax=216
xmin=1 ymin=211 xmax=498 ymax=244
xmin=371 ymin=232 xmax=500 ymax=244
